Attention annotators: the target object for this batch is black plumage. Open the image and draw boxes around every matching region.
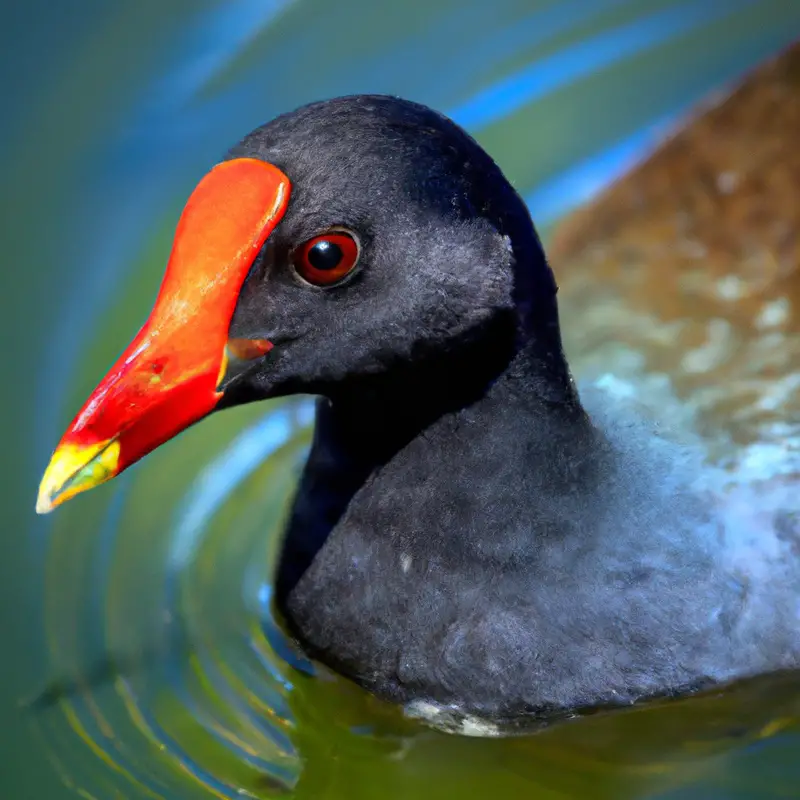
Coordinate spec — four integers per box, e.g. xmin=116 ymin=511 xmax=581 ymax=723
xmin=217 ymin=95 xmax=800 ymax=731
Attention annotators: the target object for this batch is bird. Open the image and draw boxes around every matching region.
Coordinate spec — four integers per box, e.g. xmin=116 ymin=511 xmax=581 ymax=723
xmin=35 ymin=94 xmax=800 ymax=736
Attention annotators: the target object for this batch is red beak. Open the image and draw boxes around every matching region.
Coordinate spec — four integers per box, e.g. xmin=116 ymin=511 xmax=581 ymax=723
xmin=36 ymin=158 xmax=290 ymax=513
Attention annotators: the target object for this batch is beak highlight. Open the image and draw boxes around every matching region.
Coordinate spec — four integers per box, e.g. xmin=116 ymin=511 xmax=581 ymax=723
xmin=36 ymin=158 xmax=291 ymax=514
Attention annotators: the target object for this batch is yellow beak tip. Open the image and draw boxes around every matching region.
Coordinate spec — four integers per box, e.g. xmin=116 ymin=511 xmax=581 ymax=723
xmin=35 ymin=492 xmax=55 ymax=515
xmin=34 ymin=438 xmax=122 ymax=516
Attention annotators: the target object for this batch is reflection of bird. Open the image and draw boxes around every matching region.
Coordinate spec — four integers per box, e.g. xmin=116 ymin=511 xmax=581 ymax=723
xmin=25 ymin=635 xmax=188 ymax=712
xmin=36 ymin=95 xmax=800 ymax=734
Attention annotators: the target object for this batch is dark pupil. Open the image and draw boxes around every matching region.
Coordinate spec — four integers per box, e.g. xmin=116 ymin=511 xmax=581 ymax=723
xmin=307 ymin=240 xmax=343 ymax=271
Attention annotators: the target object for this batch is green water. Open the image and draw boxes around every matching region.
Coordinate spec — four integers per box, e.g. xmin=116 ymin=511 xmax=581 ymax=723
xmin=3 ymin=1 xmax=800 ymax=798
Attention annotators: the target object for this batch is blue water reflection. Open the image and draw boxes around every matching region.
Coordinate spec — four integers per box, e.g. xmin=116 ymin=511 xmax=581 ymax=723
xmin=448 ymin=0 xmax=756 ymax=129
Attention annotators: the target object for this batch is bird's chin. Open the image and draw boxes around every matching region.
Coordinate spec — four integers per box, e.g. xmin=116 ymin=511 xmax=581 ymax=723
xmin=216 ymin=372 xmax=280 ymax=410
xmin=216 ymin=354 xmax=313 ymax=409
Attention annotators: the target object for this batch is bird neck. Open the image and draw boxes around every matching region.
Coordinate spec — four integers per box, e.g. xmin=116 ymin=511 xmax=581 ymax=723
xmin=331 ymin=299 xmax=582 ymax=453
xmin=275 ymin=311 xmax=597 ymax=606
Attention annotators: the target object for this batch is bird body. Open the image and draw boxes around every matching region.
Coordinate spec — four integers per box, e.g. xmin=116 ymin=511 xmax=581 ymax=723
xmin=280 ymin=369 xmax=800 ymax=729
xmin=37 ymin=95 xmax=800 ymax=734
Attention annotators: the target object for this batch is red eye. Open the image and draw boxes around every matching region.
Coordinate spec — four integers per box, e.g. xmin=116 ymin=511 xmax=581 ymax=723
xmin=293 ymin=231 xmax=360 ymax=286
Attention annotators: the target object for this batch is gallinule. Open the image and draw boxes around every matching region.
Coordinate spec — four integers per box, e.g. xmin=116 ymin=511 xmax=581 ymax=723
xmin=36 ymin=95 xmax=800 ymax=734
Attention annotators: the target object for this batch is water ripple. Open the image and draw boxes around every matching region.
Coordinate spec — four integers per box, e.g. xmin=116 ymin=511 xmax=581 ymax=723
xmin=449 ymin=0 xmax=757 ymax=130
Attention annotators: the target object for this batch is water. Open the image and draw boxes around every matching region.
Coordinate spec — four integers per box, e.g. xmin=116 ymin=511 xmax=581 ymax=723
xmin=3 ymin=1 xmax=800 ymax=798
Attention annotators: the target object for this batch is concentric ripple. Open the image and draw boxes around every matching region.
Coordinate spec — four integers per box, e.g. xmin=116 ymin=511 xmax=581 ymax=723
xmin=36 ymin=403 xmax=314 ymax=798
